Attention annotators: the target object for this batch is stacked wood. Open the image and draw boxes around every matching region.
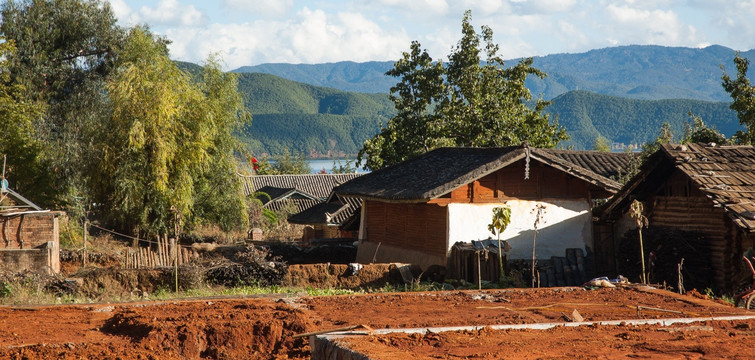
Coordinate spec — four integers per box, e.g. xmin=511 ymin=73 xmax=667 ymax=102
xmin=120 ymin=239 xmax=199 ymax=269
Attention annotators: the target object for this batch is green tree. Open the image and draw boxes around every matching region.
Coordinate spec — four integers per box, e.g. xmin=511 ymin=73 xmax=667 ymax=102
xmin=488 ymin=205 xmax=512 ymax=283
xmin=188 ymin=57 xmax=251 ymax=232
xmin=359 ymin=10 xmax=566 ymax=170
xmin=682 ymin=112 xmax=728 ymax=144
xmin=359 ymin=41 xmax=447 ymax=170
xmin=98 ymin=27 xmax=246 ymax=238
xmin=255 ymin=152 xmax=311 ymax=175
xmin=0 ymin=39 xmax=51 ymax=201
xmin=331 ymin=158 xmax=357 ymax=174
xmin=593 ymin=136 xmax=611 ymax=152
xmin=721 ymin=53 xmax=755 ymax=144
xmin=1 ymin=0 xmax=125 ymax=209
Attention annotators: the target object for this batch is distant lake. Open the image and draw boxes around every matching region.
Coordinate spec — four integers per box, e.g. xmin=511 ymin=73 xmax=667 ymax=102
xmin=307 ymin=159 xmax=368 ymax=174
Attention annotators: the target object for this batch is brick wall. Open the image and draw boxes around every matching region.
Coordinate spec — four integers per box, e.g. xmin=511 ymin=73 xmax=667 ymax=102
xmin=0 ymin=212 xmax=62 ymax=274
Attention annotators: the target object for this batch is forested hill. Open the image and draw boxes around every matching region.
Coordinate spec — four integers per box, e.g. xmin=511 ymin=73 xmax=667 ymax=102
xmin=224 ymin=70 xmax=741 ymax=154
xmin=548 ymin=90 xmax=741 ymax=150
xmin=235 ymin=72 xmax=395 ymax=157
xmin=233 ymin=44 xmax=755 ymax=101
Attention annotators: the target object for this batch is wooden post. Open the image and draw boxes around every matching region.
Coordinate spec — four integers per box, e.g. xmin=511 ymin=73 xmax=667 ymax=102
xmin=82 ymin=219 xmax=87 ymax=268
xmin=172 ymin=238 xmax=178 ymax=292
xmin=477 ymin=251 xmax=482 ymax=290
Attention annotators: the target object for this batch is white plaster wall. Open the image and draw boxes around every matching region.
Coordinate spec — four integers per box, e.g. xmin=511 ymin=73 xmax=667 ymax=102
xmin=447 ymin=200 xmax=593 ymax=260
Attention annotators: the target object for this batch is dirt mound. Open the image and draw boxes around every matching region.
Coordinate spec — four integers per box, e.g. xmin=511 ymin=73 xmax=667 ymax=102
xmin=282 ymin=263 xmax=419 ymax=289
xmin=0 ymin=299 xmax=317 ymax=360
xmin=101 ymin=300 xmax=316 ymax=359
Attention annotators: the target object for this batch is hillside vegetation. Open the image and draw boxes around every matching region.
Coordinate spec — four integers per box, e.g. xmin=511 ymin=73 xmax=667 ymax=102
xmin=231 ymin=71 xmax=743 ymax=154
xmin=234 ymin=45 xmax=755 ymax=102
xmin=548 ymin=91 xmax=741 ymax=149
xmin=235 ymin=72 xmax=394 ymax=157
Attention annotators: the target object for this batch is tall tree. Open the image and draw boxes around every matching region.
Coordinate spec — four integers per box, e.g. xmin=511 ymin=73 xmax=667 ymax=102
xmin=359 ymin=41 xmax=447 ymax=170
xmin=1 ymin=0 xmax=125 ymax=208
xmin=0 ymin=39 xmax=51 ymax=201
xmin=190 ymin=57 xmax=251 ymax=232
xmin=98 ymin=27 xmax=247 ymax=238
xmin=721 ymin=53 xmax=755 ymax=144
xmin=358 ymin=10 xmax=566 ymax=170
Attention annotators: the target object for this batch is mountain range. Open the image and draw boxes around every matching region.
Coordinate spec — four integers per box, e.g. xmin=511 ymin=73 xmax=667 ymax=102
xmin=213 ymin=44 xmax=755 ymax=156
xmin=233 ymin=44 xmax=755 ymax=102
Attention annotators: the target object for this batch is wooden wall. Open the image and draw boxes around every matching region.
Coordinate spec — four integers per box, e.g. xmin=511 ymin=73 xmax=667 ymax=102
xmin=362 ymin=200 xmax=447 ymax=257
xmin=645 ymin=170 xmax=751 ymax=291
xmin=437 ymin=160 xmax=596 ymax=205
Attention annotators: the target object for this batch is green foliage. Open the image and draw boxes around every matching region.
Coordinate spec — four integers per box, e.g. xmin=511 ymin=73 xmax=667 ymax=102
xmin=331 ymin=158 xmax=357 ymax=174
xmin=98 ymin=27 xmax=247 ymax=237
xmin=721 ymin=53 xmax=755 ymax=144
xmin=549 ymin=90 xmax=741 ymax=149
xmin=359 ymin=10 xmax=567 ymax=170
xmin=488 ymin=205 xmax=512 ymax=281
xmin=1 ymin=0 xmax=125 ymax=208
xmin=593 ymin=136 xmax=611 ymax=152
xmin=358 ymin=41 xmax=447 ymax=170
xmin=234 ymin=72 xmax=392 ymax=158
xmin=682 ymin=112 xmax=728 ymax=144
xmin=0 ymin=39 xmax=50 ymax=202
xmin=254 ymin=152 xmax=310 ymax=175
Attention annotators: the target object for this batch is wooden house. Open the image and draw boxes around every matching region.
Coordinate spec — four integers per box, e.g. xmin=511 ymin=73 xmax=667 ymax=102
xmin=334 ymin=145 xmax=634 ymax=270
xmin=239 ymin=173 xmax=363 ymax=239
xmin=596 ymin=143 xmax=755 ymax=292
xmin=288 ymin=193 xmax=361 ymax=240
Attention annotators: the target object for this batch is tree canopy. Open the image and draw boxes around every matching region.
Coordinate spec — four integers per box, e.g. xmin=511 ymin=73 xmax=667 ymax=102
xmin=96 ymin=27 xmax=248 ymax=237
xmin=358 ymin=10 xmax=567 ymax=170
xmin=1 ymin=0 xmax=125 ymax=210
xmin=721 ymin=53 xmax=755 ymax=144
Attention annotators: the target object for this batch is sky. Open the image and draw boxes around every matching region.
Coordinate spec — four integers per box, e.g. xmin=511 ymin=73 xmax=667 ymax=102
xmin=110 ymin=0 xmax=755 ymax=70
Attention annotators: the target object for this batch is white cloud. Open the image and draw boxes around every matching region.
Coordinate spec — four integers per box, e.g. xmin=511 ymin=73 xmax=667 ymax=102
xmin=165 ymin=8 xmax=410 ymax=69
xmin=602 ymin=5 xmax=697 ymax=45
xmin=375 ymin=0 xmax=449 ymax=14
xmin=127 ymin=0 xmax=207 ymax=27
xmin=108 ymin=0 xmax=131 ymax=22
xmin=221 ymin=0 xmax=294 ymax=17
xmin=512 ymin=0 xmax=578 ymax=14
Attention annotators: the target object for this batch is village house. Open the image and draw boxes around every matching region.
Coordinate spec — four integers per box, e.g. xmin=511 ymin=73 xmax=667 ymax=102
xmin=239 ymin=173 xmax=363 ymax=240
xmin=595 ymin=143 xmax=755 ymax=292
xmin=0 ymin=186 xmax=62 ymax=274
xmin=334 ymin=145 xmax=634 ymax=273
xmin=287 ymin=192 xmax=361 ymax=241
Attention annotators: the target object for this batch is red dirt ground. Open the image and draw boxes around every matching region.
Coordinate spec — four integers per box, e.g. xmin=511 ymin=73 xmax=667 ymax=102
xmin=0 ymin=287 xmax=752 ymax=359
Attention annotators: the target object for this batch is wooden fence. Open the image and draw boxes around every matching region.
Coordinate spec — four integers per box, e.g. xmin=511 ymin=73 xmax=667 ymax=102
xmin=122 ymin=237 xmax=199 ymax=269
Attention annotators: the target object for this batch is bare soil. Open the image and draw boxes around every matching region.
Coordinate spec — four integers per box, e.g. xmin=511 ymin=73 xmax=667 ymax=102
xmin=0 ymin=287 xmax=752 ymax=359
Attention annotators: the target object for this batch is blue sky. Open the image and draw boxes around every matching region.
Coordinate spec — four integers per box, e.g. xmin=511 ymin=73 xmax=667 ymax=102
xmin=110 ymin=0 xmax=755 ymax=70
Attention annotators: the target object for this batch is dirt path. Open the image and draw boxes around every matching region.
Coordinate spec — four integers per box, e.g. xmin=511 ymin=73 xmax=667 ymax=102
xmin=0 ymin=287 xmax=751 ymax=359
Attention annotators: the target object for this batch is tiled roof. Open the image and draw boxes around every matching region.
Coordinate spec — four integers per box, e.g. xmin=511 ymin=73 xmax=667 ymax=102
xmin=600 ymin=143 xmax=755 ymax=232
xmin=334 ymin=146 xmax=633 ymax=201
xmin=663 ymin=143 xmax=755 ymax=230
xmin=240 ymin=174 xmax=363 ymax=199
xmin=264 ymin=198 xmax=321 ymax=214
xmin=288 ymin=194 xmax=362 ymax=226
xmin=543 ymin=149 xmax=637 ymax=180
